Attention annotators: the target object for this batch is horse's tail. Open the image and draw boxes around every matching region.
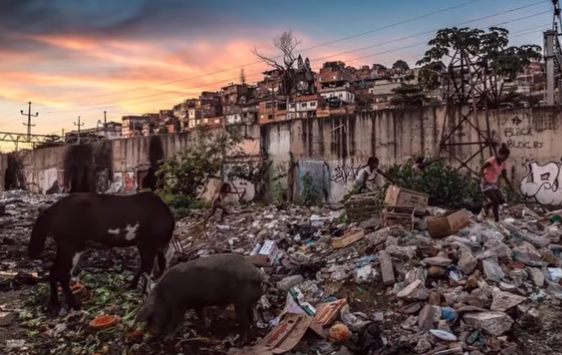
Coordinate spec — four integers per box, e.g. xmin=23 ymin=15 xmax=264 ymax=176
xmin=28 ymin=207 xmax=51 ymax=259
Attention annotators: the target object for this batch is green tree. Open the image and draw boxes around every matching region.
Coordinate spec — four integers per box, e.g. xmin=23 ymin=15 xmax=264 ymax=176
xmin=416 ymin=26 xmax=542 ymax=106
xmin=156 ymin=126 xmax=244 ymax=199
xmin=417 ymin=61 xmax=445 ymax=91
xmin=390 ymin=83 xmax=427 ymax=107
xmin=157 ymin=126 xmax=169 ymax=134
xmin=392 ymin=59 xmax=410 ymax=72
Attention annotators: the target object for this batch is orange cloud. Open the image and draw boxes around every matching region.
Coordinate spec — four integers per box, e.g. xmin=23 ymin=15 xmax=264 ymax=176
xmin=0 ymin=29 xmax=425 ymax=135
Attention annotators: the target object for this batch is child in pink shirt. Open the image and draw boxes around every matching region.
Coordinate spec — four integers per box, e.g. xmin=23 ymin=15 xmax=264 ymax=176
xmin=480 ymin=143 xmax=513 ymax=221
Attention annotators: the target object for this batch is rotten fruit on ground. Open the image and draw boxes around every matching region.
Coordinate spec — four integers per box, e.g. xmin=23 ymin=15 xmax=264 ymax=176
xmin=89 ymin=314 xmax=119 ymax=330
xmin=327 ymin=323 xmax=351 ymax=343
xmin=126 ymin=329 xmax=144 ymax=342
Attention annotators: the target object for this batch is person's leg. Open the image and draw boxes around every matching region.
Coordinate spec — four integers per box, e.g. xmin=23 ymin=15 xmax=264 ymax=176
xmin=494 ymin=189 xmax=506 ymax=205
xmin=202 ymin=205 xmax=218 ymax=224
xmin=493 ymin=189 xmax=506 ymax=220
xmin=483 ymin=189 xmax=500 ymax=222
xmin=218 ymin=203 xmax=230 ymax=222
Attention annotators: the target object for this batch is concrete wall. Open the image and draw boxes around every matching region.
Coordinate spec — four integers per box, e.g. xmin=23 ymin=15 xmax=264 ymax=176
xmin=2 ymin=106 xmax=562 ymax=207
xmin=0 ymin=129 xmax=259 ymax=197
xmin=264 ymin=106 xmax=562 ymax=204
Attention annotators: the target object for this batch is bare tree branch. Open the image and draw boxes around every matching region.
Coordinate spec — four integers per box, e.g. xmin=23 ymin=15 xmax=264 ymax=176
xmin=251 ymin=46 xmax=284 ymax=71
xmin=252 ymin=30 xmax=302 ymax=97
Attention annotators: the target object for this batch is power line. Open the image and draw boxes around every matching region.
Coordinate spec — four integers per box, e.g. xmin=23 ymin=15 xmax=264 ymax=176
xmin=43 ymin=10 xmax=551 ymax=114
xmin=66 ymin=1 xmax=546 ymax=109
xmin=45 ymin=0 xmax=488 ymax=103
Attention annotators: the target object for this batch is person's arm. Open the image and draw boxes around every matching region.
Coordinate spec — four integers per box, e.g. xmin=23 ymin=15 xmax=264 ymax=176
xmin=362 ymin=170 xmax=369 ymax=186
xmin=501 ymin=169 xmax=514 ymax=190
xmin=420 ymin=157 xmax=445 ymax=169
xmin=481 ymin=161 xmax=492 ymax=177
xmin=376 ymin=169 xmax=395 ymax=184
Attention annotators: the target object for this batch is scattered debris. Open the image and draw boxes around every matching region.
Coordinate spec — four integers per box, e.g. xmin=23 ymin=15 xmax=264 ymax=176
xmin=1 ymin=189 xmax=562 ymax=354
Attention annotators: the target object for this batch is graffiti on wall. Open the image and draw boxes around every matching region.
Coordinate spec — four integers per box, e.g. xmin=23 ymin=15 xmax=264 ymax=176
xmin=40 ymin=168 xmax=66 ymax=194
xmin=105 ymin=172 xmax=136 ymax=194
xmin=331 ymin=164 xmax=365 ymax=184
xmin=297 ymin=160 xmax=330 ymax=201
xmin=520 ymin=161 xmax=562 ymax=206
xmin=502 ymin=127 xmax=544 ymax=150
xmin=123 ymin=172 xmax=136 ymax=192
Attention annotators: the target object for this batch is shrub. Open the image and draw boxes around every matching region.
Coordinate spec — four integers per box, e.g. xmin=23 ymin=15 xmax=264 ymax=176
xmin=385 ymin=157 xmax=482 ymax=206
xmin=294 ymin=172 xmax=322 ymax=207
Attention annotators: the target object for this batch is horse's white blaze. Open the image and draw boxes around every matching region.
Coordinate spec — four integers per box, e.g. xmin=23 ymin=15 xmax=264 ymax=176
xmin=124 ymin=223 xmax=140 ymax=241
xmin=70 ymin=252 xmax=83 ymax=275
xmin=106 ymin=222 xmax=140 ymax=241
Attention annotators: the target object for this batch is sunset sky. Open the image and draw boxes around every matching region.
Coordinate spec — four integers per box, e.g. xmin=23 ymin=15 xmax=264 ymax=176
xmin=0 ymin=0 xmax=553 ymax=146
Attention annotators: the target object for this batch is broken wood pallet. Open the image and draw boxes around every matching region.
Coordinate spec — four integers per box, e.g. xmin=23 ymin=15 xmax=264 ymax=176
xmin=344 ymin=192 xmax=383 ymax=222
xmin=173 ymin=221 xmax=206 ymax=255
xmin=381 ymin=205 xmax=416 ymax=231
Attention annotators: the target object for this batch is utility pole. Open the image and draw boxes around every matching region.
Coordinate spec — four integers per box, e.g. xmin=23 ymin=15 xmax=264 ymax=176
xmin=103 ymin=111 xmax=108 ymax=139
xmin=21 ymin=102 xmax=38 ymax=143
xmin=74 ymin=116 xmax=84 ymax=144
xmin=544 ymin=30 xmax=556 ymax=105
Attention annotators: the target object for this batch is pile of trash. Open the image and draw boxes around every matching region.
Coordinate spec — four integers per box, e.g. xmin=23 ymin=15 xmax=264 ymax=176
xmin=0 ymin=190 xmax=561 ymax=355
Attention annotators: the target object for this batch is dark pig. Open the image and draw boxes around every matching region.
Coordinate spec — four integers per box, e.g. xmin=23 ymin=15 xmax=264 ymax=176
xmin=135 ymin=253 xmax=265 ymax=344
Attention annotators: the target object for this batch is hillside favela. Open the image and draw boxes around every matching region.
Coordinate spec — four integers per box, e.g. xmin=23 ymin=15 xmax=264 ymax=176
xmin=1 ymin=1 xmax=562 ymax=354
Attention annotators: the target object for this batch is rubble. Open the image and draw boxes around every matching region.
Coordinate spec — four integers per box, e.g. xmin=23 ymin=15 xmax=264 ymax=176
xmin=0 ymin=189 xmax=562 ymax=354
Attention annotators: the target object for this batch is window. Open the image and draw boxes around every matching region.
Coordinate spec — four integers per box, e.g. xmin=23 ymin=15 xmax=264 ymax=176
xmin=301 ymin=102 xmax=308 ymax=109
xmin=338 ymin=93 xmax=343 ymax=98
xmin=289 ymin=103 xmax=296 ymax=109
xmin=310 ymin=101 xmax=316 ymax=107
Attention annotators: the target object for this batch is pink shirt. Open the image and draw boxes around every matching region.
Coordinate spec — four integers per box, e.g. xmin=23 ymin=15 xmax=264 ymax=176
xmin=482 ymin=157 xmax=506 ymax=184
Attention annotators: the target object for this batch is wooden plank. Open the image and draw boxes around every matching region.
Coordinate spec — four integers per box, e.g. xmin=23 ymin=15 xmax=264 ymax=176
xmin=248 ymin=314 xmax=313 ymax=355
xmin=331 ymin=228 xmax=365 ymax=249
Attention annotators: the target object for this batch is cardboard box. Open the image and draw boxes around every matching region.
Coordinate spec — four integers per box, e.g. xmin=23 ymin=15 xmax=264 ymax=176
xmin=248 ymin=240 xmax=278 ymax=265
xmin=427 ymin=209 xmax=470 ymax=239
xmin=384 ymin=185 xmax=429 ymax=213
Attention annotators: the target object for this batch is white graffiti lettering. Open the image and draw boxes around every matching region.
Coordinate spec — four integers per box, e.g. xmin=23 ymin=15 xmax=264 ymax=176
xmin=331 ymin=164 xmax=365 ymax=184
xmin=520 ymin=161 xmax=562 ymax=206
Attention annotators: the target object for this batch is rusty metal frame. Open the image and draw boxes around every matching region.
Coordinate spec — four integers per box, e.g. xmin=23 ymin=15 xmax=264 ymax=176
xmin=0 ymin=130 xmax=102 ymax=150
xmin=438 ymin=50 xmax=497 ymax=174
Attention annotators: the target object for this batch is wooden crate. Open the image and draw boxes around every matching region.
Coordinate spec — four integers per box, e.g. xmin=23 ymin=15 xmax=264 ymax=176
xmin=382 ymin=205 xmax=416 ymax=230
xmin=344 ymin=192 xmax=383 ymax=222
